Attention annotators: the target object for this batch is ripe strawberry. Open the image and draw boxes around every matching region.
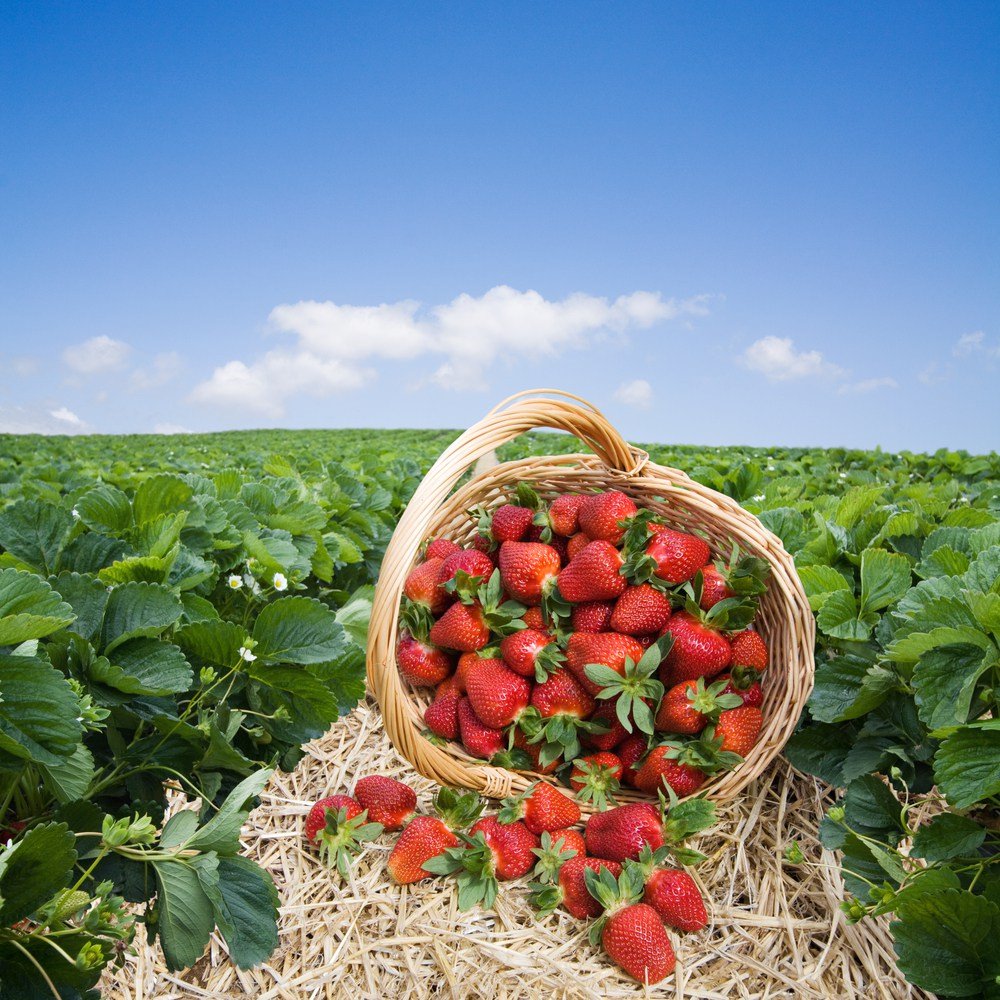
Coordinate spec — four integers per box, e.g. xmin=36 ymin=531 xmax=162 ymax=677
xmin=618 ymin=734 xmax=649 ymax=787
xmin=522 ymin=605 xmax=546 ymax=630
xmin=404 ymin=558 xmax=450 ymax=614
xmin=520 ymin=668 xmax=597 ymax=766
xmin=457 ymin=697 xmax=505 ymax=759
xmin=566 ymin=632 xmax=645 ymax=696
xmin=398 ymin=632 xmax=453 ymax=686
xmin=610 ymin=584 xmax=672 ymax=636
xmin=500 ymin=628 xmax=563 ymax=681
xmin=634 ymin=746 xmax=706 ymax=797
xmin=566 ymin=531 xmax=591 ymax=560
xmin=557 ymin=540 xmax=627 ymax=603
xmin=354 ymin=776 xmax=416 ymax=832
xmin=454 ymin=651 xmax=480 ymax=692
xmin=624 ymin=520 xmax=710 ymax=586
xmin=524 ymin=528 xmax=569 ymax=565
xmin=578 ymin=491 xmax=637 ymax=545
xmin=548 ymin=494 xmax=585 ymax=537
xmin=659 ymin=612 xmax=732 ymax=684
xmin=387 ymin=787 xmax=484 ymax=884
xmin=430 ymin=601 xmax=490 ymax=652
xmin=730 ymin=630 xmax=768 ymax=671
xmin=583 ymin=701 xmax=629 ymax=751
xmin=426 ymin=537 xmax=462 ymax=560
xmin=532 ymin=855 xmax=624 ymax=919
xmin=498 ymin=541 xmax=561 ymax=605
xmin=570 ymin=752 xmax=623 ymax=809
xmin=645 ymin=869 xmax=707 ymax=932
xmin=551 ymin=827 xmax=586 ymax=858
xmin=304 ymin=796 xmax=382 ymax=876
xmin=718 ymin=673 xmax=764 ymax=708
xmin=600 ymin=900 xmax=676 ymax=983
xmin=585 ymin=803 xmax=664 ymax=862
xmin=424 ymin=687 xmax=461 ymax=739
xmin=470 ymin=816 xmax=540 ymax=879
xmin=437 ymin=549 xmax=494 ymax=592
xmin=490 ymin=503 xmax=534 ymax=543
xmin=698 ymin=564 xmax=733 ymax=610
xmin=498 ymin=780 xmax=581 ymax=834
xmin=529 ymin=668 xmax=596 ymax=720
xmin=465 ymin=658 xmax=531 ymax=728
xmin=511 ymin=728 xmax=561 ymax=775
xmin=655 ymin=677 xmax=743 ymax=735
xmin=713 ymin=706 xmax=763 ymax=757
xmin=571 ymin=600 xmax=614 ymax=633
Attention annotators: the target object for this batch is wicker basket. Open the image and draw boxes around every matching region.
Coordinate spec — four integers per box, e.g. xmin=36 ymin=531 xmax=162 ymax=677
xmin=367 ymin=389 xmax=815 ymax=810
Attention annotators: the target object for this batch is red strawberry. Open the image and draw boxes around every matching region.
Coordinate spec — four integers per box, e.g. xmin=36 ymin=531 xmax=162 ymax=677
xmin=465 ymin=657 xmax=531 ymax=728
xmin=498 ymin=780 xmax=581 ymax=834
xmin=430 ymin=602 xmax=490 ymax=652
xmin=354 ymin=776 xmax=416 ymax=832
xmin=698 ymin=564 xmax=733 ymax=610
xmin=714 ymin=706 xmax=763 ymax=756
xmin=522 ymin=605 xmax=546 ymax=630
xmin=618 ymin=734 xmax=649 ymax=787
xmin=566 ymin=531 xmax=591 ymax=560
xmin=629 ymin=526 xmax=710 ymax=586
xmin=457 ymin=697 xmax=505 ymax=759
xmin=387 ymin=788 xmax=484 ymax=884
xmin=585 ymin=803 xmax=664 ymax=862
xmin=557 ymin=540 xmax=627 ymax=603
xmin=655 ymin=676 xmax=742 ymax=734
xmin=537 ymin=855 xmax=624 ymax=919
xmin=470 ymin=815 xmax=540 ymax=879
xmin=424 ymin=687 xmax=461 ymax=739
xmin=398 ymin=632 xmax=453 ymax=686
xmin=551 ymin=827 xmax=586 ymax=858
xmin=512 ymin=728 xmax=561 ymax=775
xmin=634 ymin=746 xmax=706 ymax=797
xmin=500 ymin=628 xmax=563 ymax=681
xmin=718 ymin=673 xmax=764 ymax=708
xmin=600 ymin=900 xmax=676 ymax=983
xmin=454 ymin=651 xmax=480 ymax=692
xmin=529 ymin=668 xmax=595 ymax=720
xmin=578 ymin=491 xmax=637 ymax=545
xmin=659 ymin=612 xmax=732 ymax=684
xmin=565 ymin=632 xmax=645 ymax=696
xmin=730 ymin=630 xmax=768 ymax=672
xmin=571 ymin=600 xmax=614 ymax=633
xmin=610 ymin=584 xmax=672 ymax=636
xmin=583 ymin=701 xmax=630 ymax=751
xmin=526 ymin=527 xmax=569 ymax=565
xmin=520 ymin=668 xmax=597 ymax=767
xmin=305 ymin=795 xmax=360 ymax=843
xmin=548 ymin=494 xmax=585 ymax=537
xmin=304 ymin=795 xmax=382 ymax=875
xmin=570 ymin=752 xmax=623 ymax=809
xmin=437 ymin=549 xmax=494 ymax=592
xmin=645 ymin=868 xmax=707 ymax=932
xmin=490 ymin=503 xmax=534 ymax=543
xmin=498 ymin=541 xmax=561 ymax=605
xmin=426 ymin=537 xmax=462 ymax=561
xmin=404 ymin=558 xmax=450 ymax=615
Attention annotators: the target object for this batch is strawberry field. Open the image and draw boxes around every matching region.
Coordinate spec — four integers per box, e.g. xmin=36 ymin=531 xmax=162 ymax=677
xmin=0 ymin=427 xmax=998 ymax=998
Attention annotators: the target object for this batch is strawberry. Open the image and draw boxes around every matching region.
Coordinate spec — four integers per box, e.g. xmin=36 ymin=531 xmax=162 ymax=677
xmin=531 ymin=854 xmax=623 ymax=919
xmin=571 ymin=600 xmax=614 ymax=633
xmin=500 ymin=628 xmax=563 ymax=681
xmin=610 ymin=584 xmax=672 ymax=636
xmin=430 ymin=601 xmax=490 ymax=652
xmin=511 ymin=728 xmax=561 ymax=775
xmin=524 ymin=528 xmax=569 ymax=565
xmin=718 ymin=673 xmax=764 ymax=708
xmin=730 ymin=630 xmax=768 ymax=672
xmin=586 ymin=868 xmax=676 ymax=983
xmin=437 ymin=549 xmax=494 ymax=593
xmin=522 ymin=605 xmax=546 ymax=630
xmin=698 ymin=564 xmax=733 ymax=610
xmin=387 ymin=787 xmax=484 ymax=884
xmin=498 ymin=780 xmax=581 ymax=834
xmin=354 ymin=776 xmax=416 ymax=832
xmin=498 ymin=541 xmax=561 ymax=605
xmin=470 ymin=816 xmax=540 ymax=879
xmin=578 ymin=491 xmax=637 ymax=545
xmin=457 ymin=697 xmax=505 ymax=759
xmin=490 ymin=503 xmax=534 ymax=543
xmin=557 ymin=540 xmax=627 ymax=603
xmin=634 ymin=746 xmax=707 ymax=797
xmin=454 ymin=651 xmax=480 ymax=692
xmin=431 ymin=569 xmax=526 ymax=652
xmin=583 ymin=701 xmax=630 ymax=751
xmin=528 ymin=829 xmax=583 ymax=888
xmin=623 ymin=515 xmax=710 ymax=586
xmin=547 ymin=494 xmax=585 ymax=537
xmin=655 ymin=677 xmax=742 ymax=735
xmin=585 ymin=802 xmax=664 ymax=862
xmin=426 ymin=537 xmax=461 ymax=561
xmin=565 ymin=632 xmax=645 ymax=697
xmin=566 ymin=531 xmax=591 ymax=560
xmin=659 ymin=612 xmax=732 ymax=684
xmin=627 ymin=846 xmax=708 ymax=932
xmin=519 ymin=668 xmax=598 ymax=766
xmin=618 ymin=734 xmax=649 ymax=787
xmin=304 ymin=796 xmax=383 ymax=876
xmin=465 ymin=657 xmax=531 ymax=728
xmin=712 ymin=706 xmax=762 ymax=757
xmin=424 ymin=687 xmax=461 ymax=739
xmin=398 ymin=631 xmax=453 ymax=686
xmin=575 ymin=638 xmax=665 ymax=740
xmin=404 ymin=558 xmax=450 ymax=614
xmin=570 ymin=752 xmax=623 ymax=809
xmin=551 ymin=827 xmax=586 ymax=858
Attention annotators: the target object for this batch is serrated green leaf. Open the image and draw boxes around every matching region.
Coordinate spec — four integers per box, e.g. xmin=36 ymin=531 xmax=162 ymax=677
xmin=912 ymin=643 xmax=995 ymax=730
xmin=75 ymin=484 xmax=133 ymax=535
xmin=100 ymin=581 xmax=183 ymax=654
xmin=49 ymin=570 xmax=109 ymax=640
xmin=90 ymin=638 xmax=192 ymax=696
xmin=0 ymin=568 xmax=75 ymax=644
xmin=816 ymin=589 xmax=877 ymax=640
xmin=910 ymin=813 xmax=987 ymax=863
xmin=201 ymin=856 xmax=279 ymax=968
xmin=859 ymin=548 xmax=911 ymax=614
xmin=38 ymin=743 xmax=95 ymax=803
xmin=175 ymin=620 xmax=248 ymax=667
xmin=0 ymin=500 xmax=73 ymax=574
xmin=808 ymin=656 xmax=896 ymax=723
xmin=152 ymin=857 xmax=215 ymax=971
xmin=133 ymin=474 xmax=194 ymax=526
xmin=935 ymin=723 xmax=1000 ymax=809
xmin=251 ymin=596 xmax=345 ymax=665
xmin=186 ymin=769 xmax=273 ymax=854
xmin=0 ymin=822 xmax=76 ymax=923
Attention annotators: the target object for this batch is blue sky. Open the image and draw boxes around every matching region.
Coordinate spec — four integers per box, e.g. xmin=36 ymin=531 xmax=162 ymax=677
xmin=1 ymin=2 xmax=997 ymax=451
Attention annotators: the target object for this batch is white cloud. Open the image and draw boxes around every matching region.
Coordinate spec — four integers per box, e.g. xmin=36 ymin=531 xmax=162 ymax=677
xmin=0 ymin=404 xmax=89 ymax=434
xmin=191 ymin=286 xmax=702 ymax=414
xmin=953 ymin=330 xmax=999 ymax=359
xmin=614 ymin=378 xmax=654 ymax=408
xmin=61 ymin=335 xmax=132 ymax=374
xmin=152 ymin=422 xmax=192 ymax=434
xmin=131 ymin=351 xmax=183 ymax=390
xmin=918 ymin=362 xmax=947 ymax=385
xmin=50 ymin=406 xmax=83 ymax=426
xmin=837 ymin=377 xmax=899 ymax=395
xmin=740 ymin=336 xmax=845 ymax=382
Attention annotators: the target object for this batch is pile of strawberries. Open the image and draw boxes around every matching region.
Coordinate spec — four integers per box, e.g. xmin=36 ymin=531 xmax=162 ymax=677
xmin=400 ymin=486 xmax=772 ymax=801
xmin=305 ymin=773 xmax=716 ymax=983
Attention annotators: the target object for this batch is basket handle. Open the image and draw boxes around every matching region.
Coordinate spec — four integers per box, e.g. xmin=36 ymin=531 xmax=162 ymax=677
xmin=366 ymin=389 xmax=646 ymax=794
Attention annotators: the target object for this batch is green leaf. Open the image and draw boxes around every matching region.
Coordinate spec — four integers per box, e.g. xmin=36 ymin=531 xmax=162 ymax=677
xmin=835 ymin=486 xmax=885 ymax=530
xmin=90 ymin=638 xmax=193 ymax=696
xmin=38 ymin=743 xmax=96 ymax=803
xmin=0 ymin=654 xmax=83 ymax=766
xmin=98 ymin=552 xmax=175 ymax=585
xmin=133 ymin=474 xmax=194 ymax=526
xmin=335 ymin=586 xmax=374 ymax=648
xmin=912 ymin=644 xmax=995 ymax=730
xmin=75 ymin=484 xmax=133 ymax=535
xmin=797 ymin=564 xmax=852 ymax=612
xmin=859 ymin=548 xmax=911 ymax=614
xmin=251 ymin=597 xmax=346 ymax=665
xmin=99 ymin=581 xmax=183 ymax=654
xmin=816 ymin=589 xmax=877 ymax=640
xmin=910 ymin=813 xmax=987 ymax=864
xmin=935 ymin=723 xmax=1000 ymax=809
xmin=152 ymin=857 xmax=216 ymax=971
xmin=890 ymin=625 xmax=993 ymax=663
xmin=918 ymin=545 xmax=970 ymax=579
xmin=186 ymin=769 xmax=273 ymax=855
xmin=175 ymin=620 xmax=248 ymax=667
xmin=892 ymin=889 xmax=1000 ymax=997
xmin=0 ymin=500 xmax=73 ymax=574
xmin=0 ymin=568 xmax=75 ymax=644
xmin=49 ymin=571 xmax=109 ymax=641
xmin=808 ymin=656 xmax=896 ymax=723
xmin=247 ymin=663 xmax=342 ymax=744
xmin=201 ymin=856 xmax=279 ymax=968
xmin=160 ymin=809 xmax=200 ymax=849
xmin=0 ymin=822 xmax=76 ymax=923
xmin=842 ymin=775 xmax=904 ymax=837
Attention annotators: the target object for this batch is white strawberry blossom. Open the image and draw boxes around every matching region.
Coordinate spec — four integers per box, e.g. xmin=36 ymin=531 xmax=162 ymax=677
xmin=273 ymin=572 xmax=288 ymax=591
xmin=227 ymin=574 xmax=243 ymax=590
xmin=238 ymin=646 xmax=257 ymax=662
xmin=71 ymin=507 xmax=80 ymax=519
